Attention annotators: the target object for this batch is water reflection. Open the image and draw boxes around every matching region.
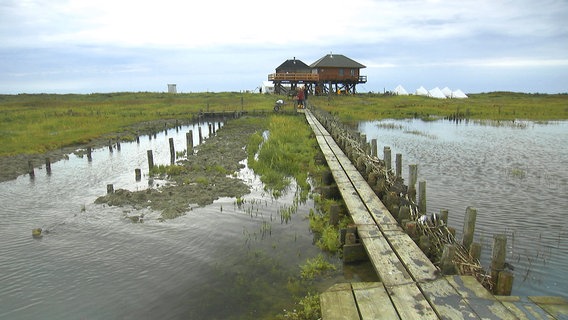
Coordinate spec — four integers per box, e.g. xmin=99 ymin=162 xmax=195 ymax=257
xmin=359 ymin=119 xmax=568 ymax=298
xmin=0 ymin=121 xmax=325 ymax=319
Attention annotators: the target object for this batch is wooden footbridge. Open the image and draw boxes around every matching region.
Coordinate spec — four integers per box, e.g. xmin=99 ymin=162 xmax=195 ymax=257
xmin=303 ymin=108 xmax=568 ymax=320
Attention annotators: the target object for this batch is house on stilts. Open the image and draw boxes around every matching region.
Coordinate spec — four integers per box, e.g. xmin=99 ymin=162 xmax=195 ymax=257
xmin=267 ymin=53 xmax=366 ymax=96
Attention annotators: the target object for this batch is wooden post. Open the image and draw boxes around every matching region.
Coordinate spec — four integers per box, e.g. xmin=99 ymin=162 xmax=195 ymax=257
xmin=198 ymin=127 xmax=203 ymax=144
xmin=492 ymin=234 xmax=513 ymax=295
xmin=440 ymin=244 xmax=457 ymax=275
xmin=186 ymin=131 xmax=194 ymax=155
xmin=396 ymin=153 xmax=402 ymax=177
xmin=384 ymin=146 xmax=392 ymax=172
xmin=107 ymin=184 xmax=114 ymax=194
xmin=87 ymin=147 xmax=92 ymax=161
xmin=418 ymin=181 xmax=426 ymax=213
xmin=469 ymin=242 xmax=482 ymax=261
xmin=496 ymin=271 xmax=514 ymax=296
xmin=462 ymin=206 xmax=477 ymax=250
xmin=208 ymin=123 xmax=212 ymax=136
xmin=45 ymin=157 xmax=51 ymax=175
xmin=147 ymin=150 xmax=154 ymax=171
xmin=212 ymin=122 xmax=216 ymax=134
xmin=398 ymin=206 xmax=410 ymax=223
xmin=439 ymin=209 xmax=449 ymax=225
xmin=108 ymin=140 xmax=113 ymax=153
xmin=408 ymin=164 xmax=418 ymax=201
xmin=329 ymin=204 xmax=339 ymax=226
xmin=28 ymin=160 xmax=35 ymax=178
xmin=169 ymin=138 xmax=175 ymax=165
xmin=116 ymin=141 xmax=121 ymax=151
xmin=135 ymin=168 xmax=141 ymax=181
xmin=371 ymin=139 xmax=377 ymax=158
xmin=491 ymin=234 xmax=507 ymax=285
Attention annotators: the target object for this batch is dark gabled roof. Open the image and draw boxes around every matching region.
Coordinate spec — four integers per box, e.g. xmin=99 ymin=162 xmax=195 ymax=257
xmin=310 ymin=54 xmax=366 ymax=69
xmin=276 ymin=58 xmax=310 ymax=71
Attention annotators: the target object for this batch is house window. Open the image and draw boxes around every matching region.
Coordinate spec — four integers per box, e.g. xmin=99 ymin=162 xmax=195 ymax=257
xmin=350 ymin=69 xmax=355 ymax=76
xmin=339 ymin=69 xmax=344 ymax=76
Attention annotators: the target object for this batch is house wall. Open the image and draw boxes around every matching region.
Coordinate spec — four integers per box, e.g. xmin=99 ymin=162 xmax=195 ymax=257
xmin=316 ymin=67 xmax=361 ymax=81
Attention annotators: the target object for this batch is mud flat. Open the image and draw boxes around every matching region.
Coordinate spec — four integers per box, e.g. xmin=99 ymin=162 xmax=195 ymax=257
xmin=95 ymin=117 xmax=265 ymax=220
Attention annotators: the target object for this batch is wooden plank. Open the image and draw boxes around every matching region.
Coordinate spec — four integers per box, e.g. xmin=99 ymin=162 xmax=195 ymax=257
xmin=320 ymin=283 xmax=361 ymax=320
xmin=352 ymin=282 xmax=399 ymax=320
xmin=529 ymin=296 xmax=568 ymax=319
xmin=358 ymin=229 xmax=414 ymax=286
xmin=386 ymin=283 xmax=439 ymax=320
xmin=420 ymin=279 xmax=480 ymax=320
xmin=496 ymin=296 xmax=555 ymax=320
xmin=446 ymin=276 xmax=517 ymax=320
xmin=385 ymin=232 xmax=439 ymax=283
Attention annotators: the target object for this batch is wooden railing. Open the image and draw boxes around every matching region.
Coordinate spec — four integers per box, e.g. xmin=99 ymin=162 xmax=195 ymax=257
xmin=268 ymin=73 xmax=319 ymax=81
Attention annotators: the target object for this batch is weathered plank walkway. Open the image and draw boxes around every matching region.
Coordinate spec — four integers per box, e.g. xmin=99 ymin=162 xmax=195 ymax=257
xmin=304 ymin=109 xmax=568 ymax=320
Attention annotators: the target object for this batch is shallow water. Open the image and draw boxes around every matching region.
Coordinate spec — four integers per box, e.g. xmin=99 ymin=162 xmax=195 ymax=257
xmin=358 ymin=119 xmax=568 ymax=298
xmin=0 ymin=121 xmax=327 ymax=319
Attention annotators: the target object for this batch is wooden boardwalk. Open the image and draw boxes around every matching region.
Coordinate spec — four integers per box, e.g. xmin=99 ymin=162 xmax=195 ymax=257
xmin=304 ymin=109 xmax=568 ymax=320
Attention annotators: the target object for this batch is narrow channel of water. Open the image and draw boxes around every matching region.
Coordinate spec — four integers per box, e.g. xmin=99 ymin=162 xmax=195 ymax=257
xmin=0 ymin=121 xmax=328 ymax=319
xmin=358 ymin=119 xmax=568 ymax=298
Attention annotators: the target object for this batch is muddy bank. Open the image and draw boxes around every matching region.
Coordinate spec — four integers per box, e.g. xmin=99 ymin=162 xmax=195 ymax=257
xmin=0 ymin=119 xmax=195 ymax=183
xmin=95 ymin=117 xmax=266 ymax=220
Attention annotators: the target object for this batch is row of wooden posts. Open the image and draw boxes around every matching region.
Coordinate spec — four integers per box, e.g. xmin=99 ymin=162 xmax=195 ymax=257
xmin=27 ymin=119 xmax=224 ymax=180
xmin=311 ymin=107 xmax=514 ymax=295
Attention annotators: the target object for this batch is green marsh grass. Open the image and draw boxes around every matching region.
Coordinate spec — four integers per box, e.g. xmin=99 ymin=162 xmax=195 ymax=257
xmin=0 ymin=92 xmax=278 ymax=156
xmin=247 ymin=115 xmax=324 ymax=200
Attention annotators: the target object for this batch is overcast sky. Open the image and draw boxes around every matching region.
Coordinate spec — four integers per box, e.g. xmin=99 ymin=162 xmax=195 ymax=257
xmin=1 ymin=0 xmax=567 ymax=94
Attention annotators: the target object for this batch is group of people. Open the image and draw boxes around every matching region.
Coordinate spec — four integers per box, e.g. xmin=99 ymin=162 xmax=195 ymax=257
xmin=296 ymin=86 xmax=308 ymax=109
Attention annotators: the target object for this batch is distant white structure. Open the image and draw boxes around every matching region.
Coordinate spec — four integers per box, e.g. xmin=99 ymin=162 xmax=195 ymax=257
xmin=167 ymin=84 xmax=177 ymax=94
xmin=452 ymin=89 xmax=468 ymax=99
xmin=441 ymin=87 xmax=453 ymax=98
xmin=393 ymin=85 xmax=409 ymax=95
xmin=415 ymin=86 xmax=429 ymax=96
xmin=260 ymin=81 xmax=275 ymax=94
xmin=428 ymin=87 xmax=447 ymax=99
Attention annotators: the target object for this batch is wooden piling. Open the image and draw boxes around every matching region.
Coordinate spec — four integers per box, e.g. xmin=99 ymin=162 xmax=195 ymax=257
xmin=398 ymin=206 xmax=410 ymax=223
xmin=107 ymin=184 xmax=114 ymax=194
xmin=208 ymin=123 xmax=212 ymax=136
xmin=329 ymin=204 xmax=340 ymax=226
xmin=396 ymin=153 xmax=402 ymax=177
xmin=408 ymin=164 xmax=418 ymax=201
xmin=198 ymin=127 xmax=203 ymax=144
xmin=418 ymin=180 xmax=426 ymax=213
xmin=169 ymin=138 xmax=175 ymax=164
xmin=491 ymin=234 xmax=508 ymax=293
xmin=440 ymin=244 xmax=457 ymax=275
xmin=439 ymin=209 xmax=449 ymax=225
xmin=147 ymin=150 xmax=154 ymax=171
xmin=186 ymin=131 xmax=194 ymax=155
xmin=108 ymin=140 xmax=113 ymax=153
xmin=116 ymin=141 xmax=121 ymax=151
xmin=384 ymin=146 xmax=392 ymax=172
xmin=469 ymin=242 xmax=482 ymax=261
xmin=496 ymin=271 xmax=514 ymax=296
xmin=135 ymin=168 xmax=141 ymax=181
xmin=45 ymin=157 xmax=51 ymax=174
xmin=87 ymin=147 xmax=92 ymax=161
xmin=371 ymin=139 xmax=377 ymax=158
xmin=462 ymin=206 xmax=477 ymax=250
xmin=28 ymin=160 xmax=35 ymax=178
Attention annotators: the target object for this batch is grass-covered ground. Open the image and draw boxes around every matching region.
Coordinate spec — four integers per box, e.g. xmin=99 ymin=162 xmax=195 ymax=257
xmin=1 ymin=91 xmax=566 ymax=157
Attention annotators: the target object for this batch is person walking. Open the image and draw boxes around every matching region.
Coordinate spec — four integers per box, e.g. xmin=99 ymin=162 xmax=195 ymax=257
xmin=297 ymin=87 xmax=305 ymax=109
